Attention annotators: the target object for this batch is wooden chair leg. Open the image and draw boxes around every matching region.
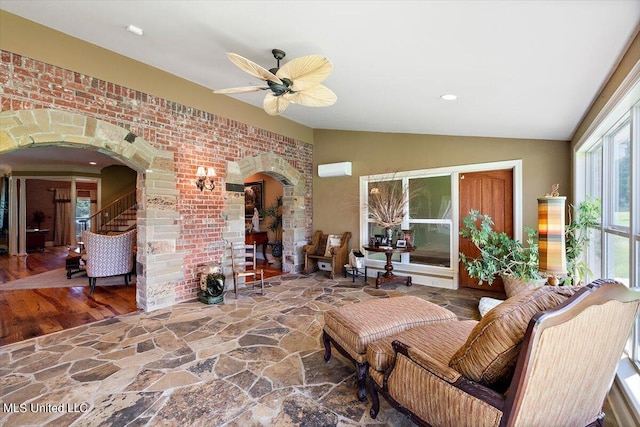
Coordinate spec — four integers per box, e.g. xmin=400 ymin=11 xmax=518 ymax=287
xmin=322 ymin=330 xmax=332 ymax=362
xmin=233 ymin=276 xmax=238 ymax=299
xmin=368 ymin=379 xmax=380 ymax=419
xmin=260 ymin=272 xmax=264 ymax=294
xmin=355 ymin=361 xmax=368 ymax=402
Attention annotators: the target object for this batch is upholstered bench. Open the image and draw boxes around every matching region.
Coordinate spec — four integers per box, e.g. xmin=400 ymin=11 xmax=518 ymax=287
xmin=322 ymin=295 xmax=457 ymax=401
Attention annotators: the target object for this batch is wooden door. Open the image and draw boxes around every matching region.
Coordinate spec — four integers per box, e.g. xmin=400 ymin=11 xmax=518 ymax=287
xmin=459 ymin=169 xmax=513 ymax=292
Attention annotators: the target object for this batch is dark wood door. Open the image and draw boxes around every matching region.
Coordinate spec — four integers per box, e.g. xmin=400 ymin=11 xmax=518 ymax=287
xmin=459 ymin=169 xmax=513 ymax=292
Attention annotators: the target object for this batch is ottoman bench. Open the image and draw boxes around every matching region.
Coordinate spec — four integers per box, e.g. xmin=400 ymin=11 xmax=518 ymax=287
xmin=322 ymin=295 xmax=457 ymax=401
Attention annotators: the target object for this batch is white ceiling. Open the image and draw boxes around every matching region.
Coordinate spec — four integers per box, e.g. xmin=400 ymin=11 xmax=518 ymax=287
xmin=1 ymin=1 xmax=639 ymax=169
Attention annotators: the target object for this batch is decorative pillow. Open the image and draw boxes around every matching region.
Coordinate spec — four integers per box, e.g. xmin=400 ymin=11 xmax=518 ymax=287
xmin=324 ymin=234 xmax=342 ymax=256
xmin=478 ymin=297 xmax=503 ymax=317
xmin=502 ymin=275 xmax=546 ymax=298
xmin=449 ymin=285 xmax=579 ymax=390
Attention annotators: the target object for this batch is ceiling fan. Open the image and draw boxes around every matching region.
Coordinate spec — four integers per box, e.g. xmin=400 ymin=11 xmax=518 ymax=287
xmin=213 ymin=49 xmax=337 ymax=116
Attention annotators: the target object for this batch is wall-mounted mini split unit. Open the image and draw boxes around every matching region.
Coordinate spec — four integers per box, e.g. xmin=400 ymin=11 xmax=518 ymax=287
xmin=318 ymin=162 xmax=352 ymax=178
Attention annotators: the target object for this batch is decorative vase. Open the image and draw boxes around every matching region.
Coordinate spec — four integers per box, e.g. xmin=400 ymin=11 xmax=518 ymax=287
xmin=199 ymin=266 xmax=225 ymax=305
xmin=385 ymin=227 xmax=394 ymax=246
xmin=271 ymin=241 xmax=283 ymax=258
xmin=501 ymin=275 xmax=546 ymax=298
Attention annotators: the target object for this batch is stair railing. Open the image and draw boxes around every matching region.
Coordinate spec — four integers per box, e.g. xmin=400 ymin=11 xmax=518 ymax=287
xmin=87 ymin=189 xmax=136 ymax=234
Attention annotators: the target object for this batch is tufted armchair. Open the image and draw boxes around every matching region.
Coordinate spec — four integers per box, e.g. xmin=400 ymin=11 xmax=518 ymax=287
xmin=367 ymin=280 xmax=640 ymax=427
xmin=82 ymin=230 xmax=136 ymax=295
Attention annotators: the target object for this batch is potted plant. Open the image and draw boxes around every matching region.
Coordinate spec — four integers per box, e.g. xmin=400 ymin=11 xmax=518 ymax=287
xmin=32 ymin=210 xmax=45 ymax=229
xmin=198 ymin=264 xmax=225 ymax=305
xmin=262 ymin=195 xmax=283 ymax=264
xmin=460 ymin=197 xmax=601 ymax=295
xmin=564 ymin=197 xmax=600 ymax=286
xmin=459 ymin=210 xmax=543 ymax=297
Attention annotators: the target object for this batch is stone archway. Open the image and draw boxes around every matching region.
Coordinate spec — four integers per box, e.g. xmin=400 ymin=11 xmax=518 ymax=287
xmin=0 ymin=109 xmax=182 ymax=311
xmin=224 ymin=152 xmax=307 ymax=275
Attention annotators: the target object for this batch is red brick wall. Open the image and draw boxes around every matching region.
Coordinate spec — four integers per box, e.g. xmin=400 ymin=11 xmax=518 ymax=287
xmin=1 ymin=50 xmax=314 ymax=302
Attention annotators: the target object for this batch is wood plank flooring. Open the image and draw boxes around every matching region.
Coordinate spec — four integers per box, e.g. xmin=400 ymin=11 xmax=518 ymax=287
xmin=0 ymin=246 xmax=284 ymax=347
xmin=0 ymin=247 xmax=137 ymax=346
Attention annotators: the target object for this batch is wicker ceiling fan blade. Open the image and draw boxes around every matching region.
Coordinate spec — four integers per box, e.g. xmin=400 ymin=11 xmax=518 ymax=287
xmin=276 ymin=55 xmax=333 ymax=91
xmin=263 ymin=93 xmax=290 ymax=116
xmin=226 ymin=52 xmax=282 ymax=84
xmin=286 ymin=85 xmax=337 ymax=107
xmin=213 ymin=86 xmax=268 ymax=94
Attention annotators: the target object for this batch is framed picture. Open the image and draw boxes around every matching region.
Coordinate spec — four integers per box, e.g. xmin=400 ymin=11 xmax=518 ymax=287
xmin=396 ymin=239 xmax=407 ymax=248
xmin=244 ymin=181 xmax=264 ymax=219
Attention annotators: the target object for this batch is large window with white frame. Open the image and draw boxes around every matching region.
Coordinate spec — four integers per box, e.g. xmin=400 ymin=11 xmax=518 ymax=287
xmin=575 ymin=72 xmax=640 ymax=421
xmin=362 ymin=172 xmax=453 ymax=270
xmin=578 ymin=99 xmax=639 ymax=368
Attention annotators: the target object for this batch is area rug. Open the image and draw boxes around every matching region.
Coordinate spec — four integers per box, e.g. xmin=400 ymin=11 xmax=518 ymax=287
xmin=0 ymin=268 xmax=136 ymax=291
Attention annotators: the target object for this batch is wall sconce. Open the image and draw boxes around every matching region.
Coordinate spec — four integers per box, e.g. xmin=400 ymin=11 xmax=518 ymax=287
xmin=196 ymin=166 xmax=216 ymax=191
xmin=538 ymin=194 xmax=567 ymax=285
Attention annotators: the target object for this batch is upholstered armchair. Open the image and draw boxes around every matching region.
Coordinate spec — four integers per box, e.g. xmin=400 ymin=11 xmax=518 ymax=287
xmin=367 ymin=280 xmax=640 ymax=427
xmin=82 ymin=230 xmax=136 ymax=295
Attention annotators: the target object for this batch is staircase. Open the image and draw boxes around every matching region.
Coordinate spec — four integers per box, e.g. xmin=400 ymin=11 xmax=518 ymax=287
xmin=84 ymin=190 xmax=137 ymax=234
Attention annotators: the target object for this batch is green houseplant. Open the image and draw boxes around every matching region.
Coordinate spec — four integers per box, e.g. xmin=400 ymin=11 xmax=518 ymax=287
xmin=459 ymin=210 xmax=541 ymax=289
xmin=460 ymin=197 xmax=601 ymax=294
xmin=262 ymin=195 xmax=283 ymax=261
xmin=564 ymin=196 xmax=600 ymax=286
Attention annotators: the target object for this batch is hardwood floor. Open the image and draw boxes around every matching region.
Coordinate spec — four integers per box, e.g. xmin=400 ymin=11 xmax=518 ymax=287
xmin=0 ymin=247 xmax=137 ymax=346
xmin=0 ymin=247 xmax=284 ymax=347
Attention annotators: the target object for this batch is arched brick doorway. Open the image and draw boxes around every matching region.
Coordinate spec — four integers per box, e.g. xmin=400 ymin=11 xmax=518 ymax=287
xmin=0 ymin=109 xmax=182 ymax=311
xmin=224 ymin=152 xmax=308 ymax=275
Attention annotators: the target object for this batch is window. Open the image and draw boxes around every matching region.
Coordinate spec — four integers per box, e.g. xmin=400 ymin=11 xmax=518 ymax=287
xmin=579 ymin=102 xmax=639 ymax=366
xmin=362 ymin=173 xmax=453 ymax=270
xmin=75 ymin=196 xmax=91 ymax=239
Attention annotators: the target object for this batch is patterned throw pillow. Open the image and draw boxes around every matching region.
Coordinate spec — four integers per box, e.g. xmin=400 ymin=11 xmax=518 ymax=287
xmin=449 ymin=285 xmax=579 ymax=390
xmin=324 ymin=235 xmax=342 ymax=256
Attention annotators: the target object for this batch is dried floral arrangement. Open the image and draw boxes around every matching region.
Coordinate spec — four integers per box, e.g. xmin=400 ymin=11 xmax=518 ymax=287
xmin=368 ymin=180 xmax=411 ymax=229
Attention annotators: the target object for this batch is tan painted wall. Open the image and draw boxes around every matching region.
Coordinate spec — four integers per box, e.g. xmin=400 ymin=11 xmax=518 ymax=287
xmin=312 ymin=130 xmax=571 ymax=249
xmin=100 ymin=165 xmax=137 ymax=207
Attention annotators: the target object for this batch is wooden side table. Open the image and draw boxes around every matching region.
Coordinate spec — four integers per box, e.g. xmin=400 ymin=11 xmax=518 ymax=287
xmin=66 ymin=252 xmax=84 ymax=279
xmin=363 ymin=245 xmax=415 ymax=288
xmin=245 ymin=231 xmax=268 ymax=260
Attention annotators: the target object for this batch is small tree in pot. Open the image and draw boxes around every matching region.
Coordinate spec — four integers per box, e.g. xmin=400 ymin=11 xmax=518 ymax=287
xmin=460 ymin=197 xmax=601 ymax=296
xmin=262 ymin=195 xmax=283 ymax=265
xmin=459 ymin=210 xmax=542 ymax=297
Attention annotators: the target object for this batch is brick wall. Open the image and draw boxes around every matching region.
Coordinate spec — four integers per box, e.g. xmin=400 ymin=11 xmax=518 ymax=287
xmin=1 ymin=50 xmax=313 ymax=303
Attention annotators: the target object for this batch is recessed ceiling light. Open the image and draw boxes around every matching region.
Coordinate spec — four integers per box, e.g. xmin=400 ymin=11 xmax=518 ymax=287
xmin=89 ymin=161 xmax=97 ymax=165
xmin=441 ymin=94 xmax=458 ymax=101
xmin=126 ymin=25 xmax=144 ymax=36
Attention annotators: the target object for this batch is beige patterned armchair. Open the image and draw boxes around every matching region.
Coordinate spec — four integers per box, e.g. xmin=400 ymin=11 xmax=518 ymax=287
xmin=367 ymin=280 xmax=640 ymax=426
xmin=82 ymin=230 xmax=136 ymax=295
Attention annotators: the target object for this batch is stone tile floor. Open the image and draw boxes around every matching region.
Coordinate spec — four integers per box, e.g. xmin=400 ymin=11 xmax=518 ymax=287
xmin=0 ymin=273 xmax=514 ymax=426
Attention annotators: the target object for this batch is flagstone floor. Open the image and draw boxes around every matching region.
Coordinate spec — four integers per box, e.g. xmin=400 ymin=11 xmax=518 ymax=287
xmin=0 ymin=272 xmax=500 ymax=426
